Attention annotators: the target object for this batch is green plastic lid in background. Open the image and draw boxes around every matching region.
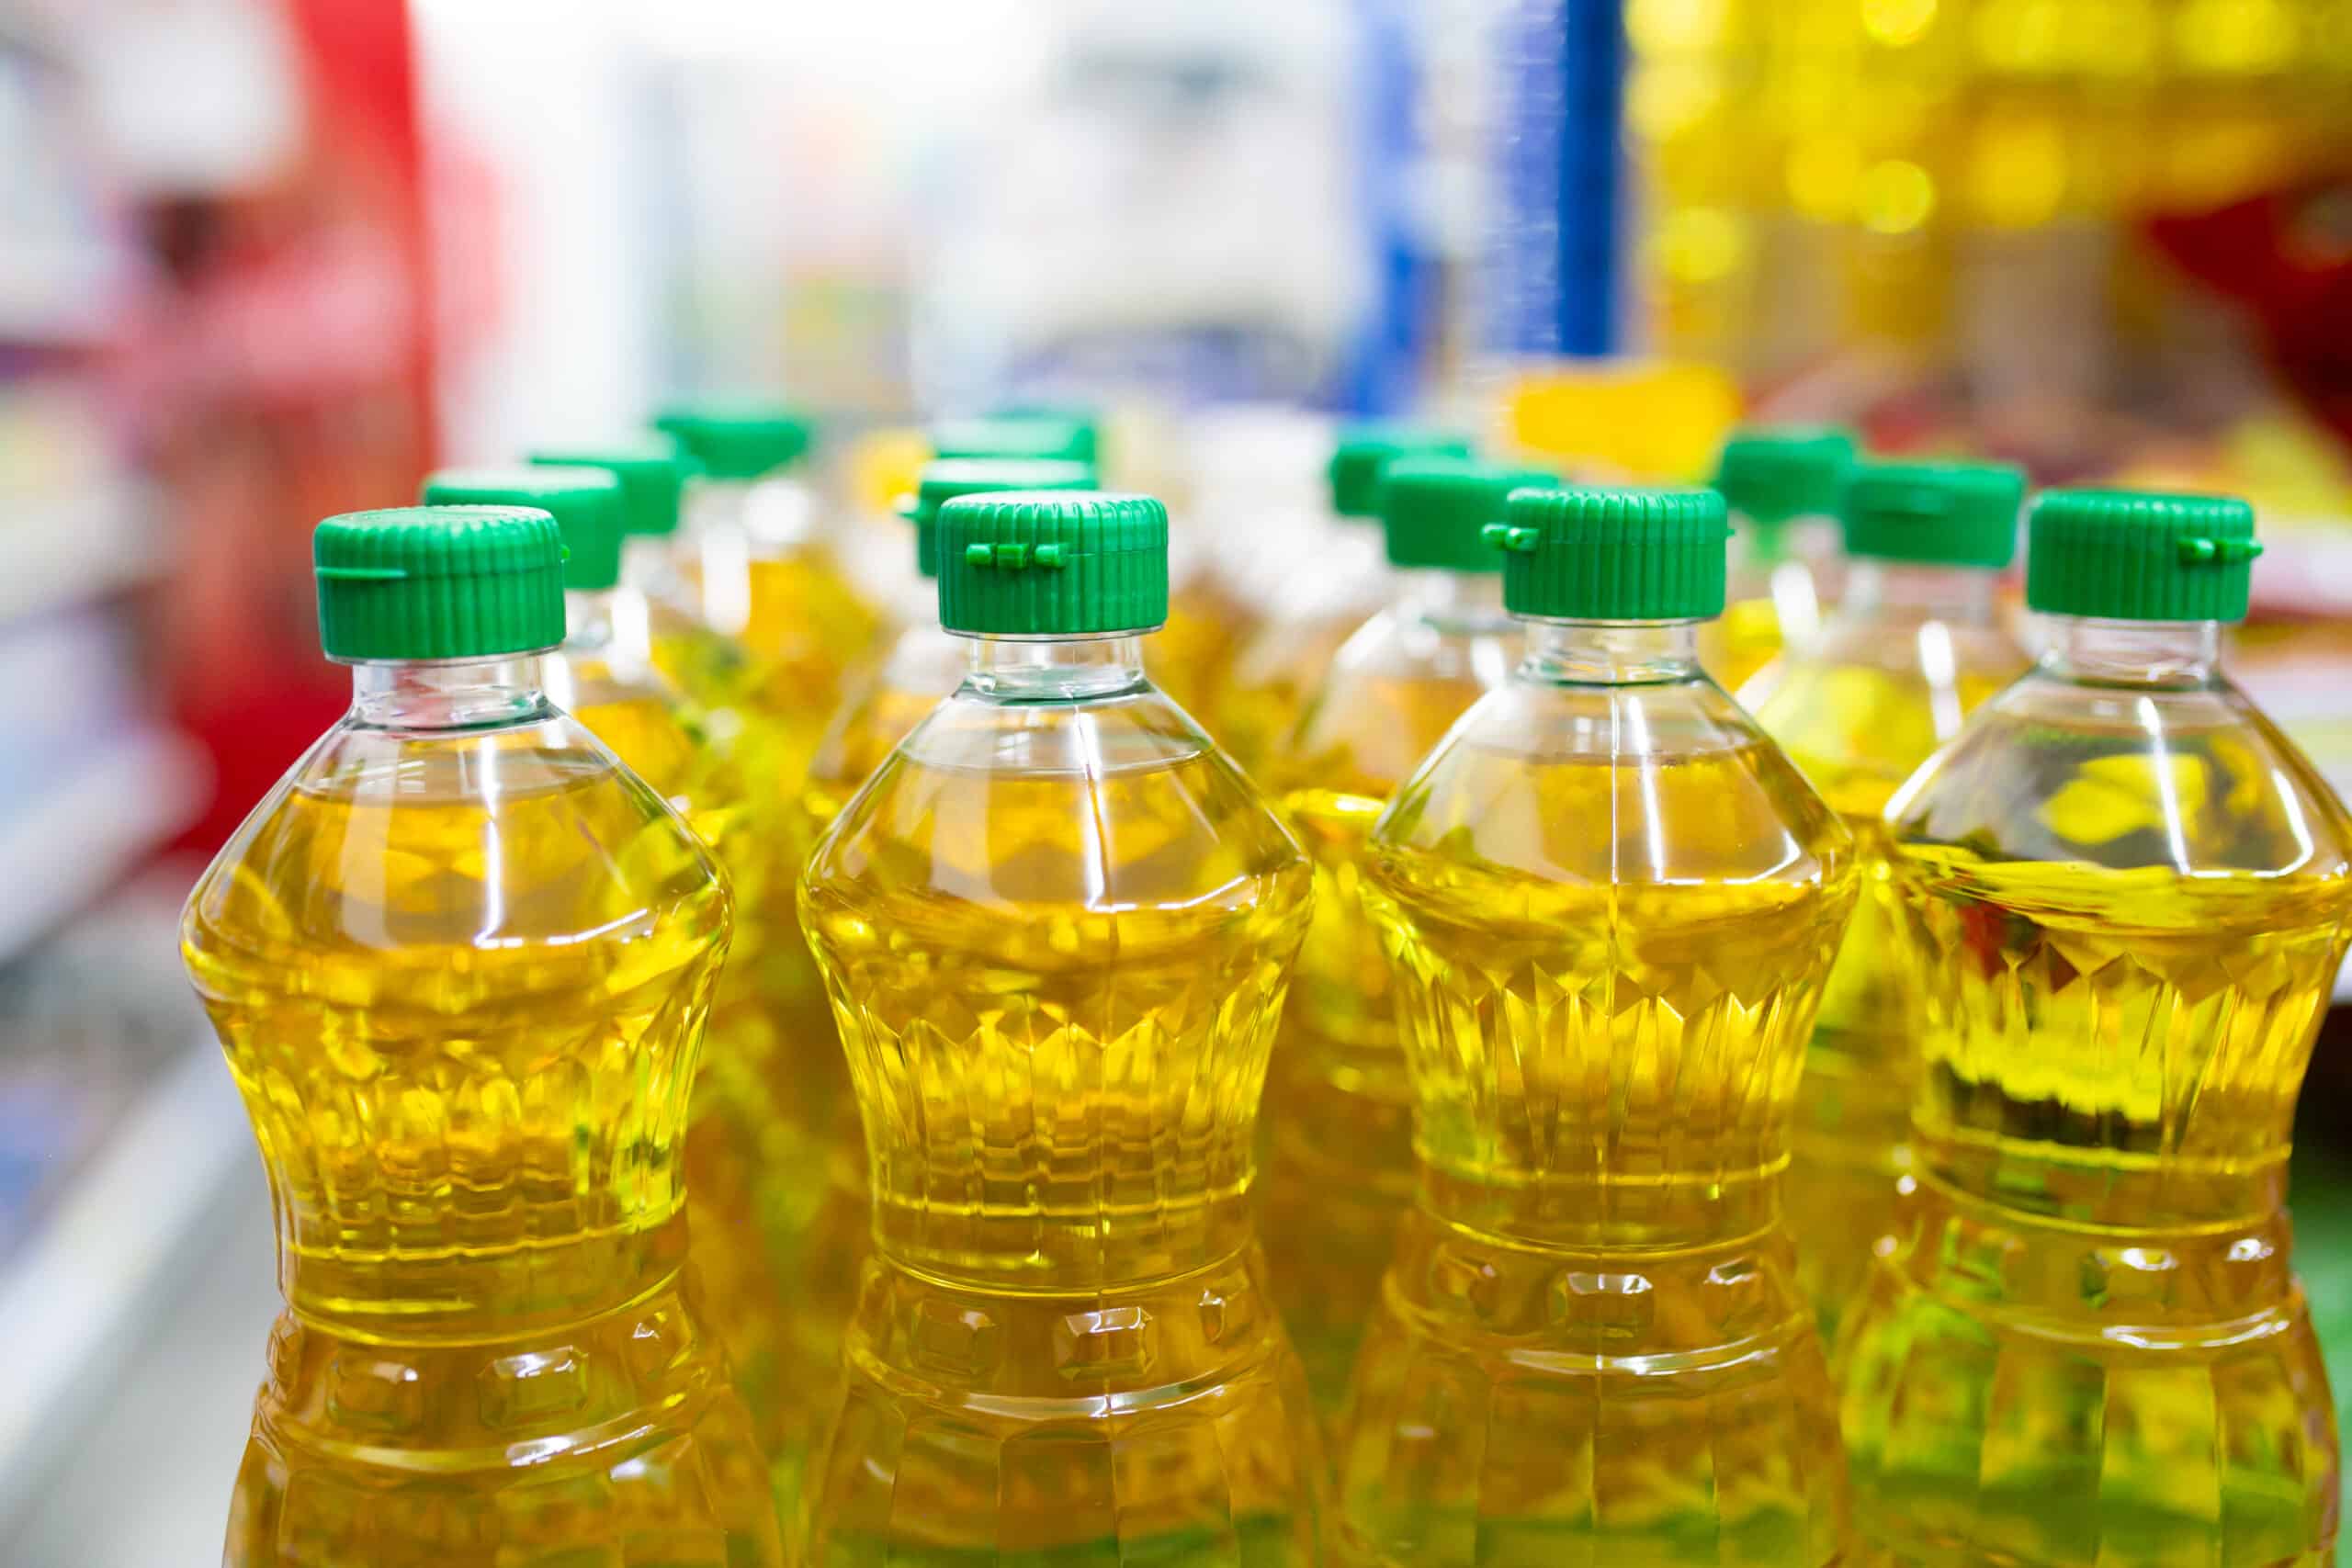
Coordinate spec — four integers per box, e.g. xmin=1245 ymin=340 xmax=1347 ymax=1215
xmin=1713 ymin=426 xmax=1857 ymax=524
xmin=1840 ymin=459 xmax=2025 ymax=569
xmin=1329 ymin=423 xmax=1475 ymax=518
xmin=421 ymin=466 xmax=624 ymax=592
xmin=2027 ymin=489 xmax=2261 ymax=623
xmin=1379 ymin=456 xmax=1560 ymax=572
xmin=933 ymin=414 xmax=1100 ymax=466
xmin=314 ymin=506 xmax=566 ymax=661
xmin=651 ymin=402 xmax=814 ymax=479
xmin=903 ymin=458 xmax=1097 ymax=579
xmin=1488 ymin=485 xmax=1730 ymax=620
xmin=934 ymin=491 xmax=1168 ymax=636
xmin=527 ymin=439 xmax=693 ymax=536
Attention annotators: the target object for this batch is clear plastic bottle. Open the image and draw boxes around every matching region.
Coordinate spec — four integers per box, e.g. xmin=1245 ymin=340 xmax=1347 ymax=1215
xmin=799 ymin=491 xmax=1325 ymax=1564
xmin=181 ymin=505 xmax=781 ymax=1565
xmin=1706 ymin=426 xmax=1857 ymax=690
xmin=1218 ymin=423 xmax=1473 ymax=774
xmin=1742 ymin=459 xmax=2030 ymax=1343
xmin=1340 ymin=485 xmax=1859 ymax=1564
xmin=1257 ymin=454 xmax=1552 ymax=1425
xmin=1839 ymin=489 xmax=2352 ymax=1568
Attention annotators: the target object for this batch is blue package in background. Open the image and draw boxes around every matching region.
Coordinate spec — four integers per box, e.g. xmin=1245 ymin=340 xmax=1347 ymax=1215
xmin=1486 ymin=0 xmax=1626 ymax=360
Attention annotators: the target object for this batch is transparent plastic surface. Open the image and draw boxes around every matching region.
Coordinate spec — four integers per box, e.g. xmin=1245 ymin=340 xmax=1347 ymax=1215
xmin=1744 ymin=563 xmax=2030 ymax=1342
xmin=1258 ymin=570 xmax=1521 ymax=1422
xmin=1216 ymin=508 xmax=1393 ymax=775
xmin=1840 ymin=617 xmax=2352 ymax=1568
xmin=1701 ymin=507 xmax=1837 ymax=692
xmin=1340 ymin=622 xmax=1859 ymax=1566
xmin=179 ymin=658 xmax=780 ymax=1565
xmin=798 ymin=636 xmax=1326 ymax=1566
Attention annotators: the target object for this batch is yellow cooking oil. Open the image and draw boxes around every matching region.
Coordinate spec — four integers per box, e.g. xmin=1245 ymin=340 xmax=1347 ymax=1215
xmin=437 ymin=457 xmax=817 ymax=1508
xmin=1741 ymin=458 xmax=2029 ymax=1344
xmin=181 ymin=504 xmax=781 ymax=1566
xmin=1255 ymin=456 xmax=1544 ymax=1425
xmin=1705 ymin=425 xmax=1855 ymax=690
xmin=1339 ymin=486 xmax=1858 ymax=1566
xmin=1216 ymin=423 xmax=1470 ymax=775
xmin=797 ymin=491 xmax=1326 ymax=1566
xmin=1840 ymin=490 xmax=2352 ymax=1568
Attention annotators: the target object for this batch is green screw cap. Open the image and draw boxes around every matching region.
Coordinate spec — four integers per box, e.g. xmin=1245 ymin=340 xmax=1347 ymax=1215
xmin=902 ymin=458 xmax=1097 ymax=579
xmin=1329 ymin=423 xmax=1475 ymax=518
xmin=652 ymin=401 xmax=814 ymax=479
xmin=1379 ymin=456 xmax=1560 ymax=572
xmin=528 ymin=439 xmax=692 ymax=537
xmin=935 ymin=491 xmax=1167 ymax=637
xmin=422 ymin=466 xmax=623 ymax=592
xmin=2027 ymin=489 xmax=2261 ymax=623
xmin=933 ymin=414 xmax=1099 ymax=466
xmin=1713 ymin=426 xmax=1856 ymax=525
xmin=1489 ymin=486 xmax=1730 ymax=621
xmin=1840 ymin=459 xmax=2024 ymax=569
xmin=314 ymin=506 xmax=565 ymax=661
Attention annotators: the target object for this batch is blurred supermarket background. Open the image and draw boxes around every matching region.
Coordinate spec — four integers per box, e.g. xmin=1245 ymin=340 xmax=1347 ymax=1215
xmin=5 ymin=0 xmax=2352 ymax=1559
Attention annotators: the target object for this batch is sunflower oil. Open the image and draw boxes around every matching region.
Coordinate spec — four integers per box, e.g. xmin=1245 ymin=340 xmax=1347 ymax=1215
xmin=798 ymin=491 xmax=1325 ymax=1565
xmin=1340 ymin=486 xmax=1858 ymax=1566
xmin=1256 ymin=455 xmax=1547 ymax=1425
xmin=1840 ymin=490 xmax=2352 ymax=1568
xmin=180 ymin=505 xmax=780 ymax=1566
xmin=1706 ymin=426 xmax=1855 ymax=690
xmin=1742 ymin=459 xmax=2029 ymax=1343
xmin=1217 ymin=423 xmax=1471 ymax=775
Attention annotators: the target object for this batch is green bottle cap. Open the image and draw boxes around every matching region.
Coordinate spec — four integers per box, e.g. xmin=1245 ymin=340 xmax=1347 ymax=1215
xmin=2027 ymin=488 xmax=2262 ymax=623
xmin=1379 ymin=455 xmax=1560 ymax=572
xmin=527 ymin=439 xmax=692 ymax=537
xmin=1713 ymin=426 xmax=1857 ymax=524
xmin=314 ymin=506 xmax=565 ymax=661
xmin=421 ymin=466 xmax=624 ymax=592
xmin=934 ymin=491 xmax=1168 ymax=637
xmin=902 ymin=458 xmax=1098 ymax=579
xmin=1329 ymin=423 xmax=1475 ymax=518
xmin=932 ymin=414 xmax=1100 ymax=466
xmin=1488 ymin=486 xmax=1730 ymax=621
xmin=1840 ymin=459 xmax=2024 ymax=569
xmin=651 ymin=401 xmax=814 ymax=479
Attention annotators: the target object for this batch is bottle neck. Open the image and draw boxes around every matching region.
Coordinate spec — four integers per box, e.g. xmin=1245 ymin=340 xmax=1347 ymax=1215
xmin=1520 ymin=620 xmax=1704 ymax=685
xmin=961 ymin=632 xmax=1148 ymax=702
xmin=564 ymin=588 xmax=617 ymax=650
xmin=349 ymin=656 xmax=552 ymax=730
xmin=2037 ymin=615 xmax=2222 ymax=688
xmin=1395 ymin=569 xmax=1511 ymax=633
xmin=1841 ymin=559 xmax=2000 ymax=625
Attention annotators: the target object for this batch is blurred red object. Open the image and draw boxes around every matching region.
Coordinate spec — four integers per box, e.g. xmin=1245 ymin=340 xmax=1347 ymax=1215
xmin=132 ymin=0 xmax=437 ymax=852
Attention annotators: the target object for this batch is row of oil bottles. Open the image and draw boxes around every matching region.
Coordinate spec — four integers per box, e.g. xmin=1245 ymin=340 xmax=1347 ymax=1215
xmin=178 ymin=400 xmax=2352 ymax=1567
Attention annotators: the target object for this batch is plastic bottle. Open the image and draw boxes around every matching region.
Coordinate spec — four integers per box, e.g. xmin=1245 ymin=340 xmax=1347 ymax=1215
xmin=1339 ymin=485 xmax=1859 ymax=1563
xmin=1706 ymin=426 xmax=1857 ymax=690
xmin=799 ymin=491 xmax=1325 ymax=1564
xmin=1840 ymin=489 xmax=2352 ymax=1567
xmin=1743 ymin=458 xmax=2030 ymax=1345
xmin=1257 ymin=454 xmax=1553 ymax=1425
xmin=529 ymin=437 xmax=745 ymax=712
xmin=181 ymin=505 xmax=781 ymax=1565
xmin=1218 ymin=423 xmax=1472 ymax=774
xmin=420 ymin=463 xmax=804 ymax=1490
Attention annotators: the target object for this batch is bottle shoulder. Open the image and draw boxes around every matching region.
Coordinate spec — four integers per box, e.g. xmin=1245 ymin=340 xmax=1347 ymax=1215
xmin=1746 ymin=616 xmax=2029 ymax=818
xmin=1372 ymin=673 xmax=1855 ymax=900
xmin=801 ymin=682 xmax=1308 ymax=948
xmin=1888 ymin=667 xmax=2352 ymax=892
xmin=1282 ymin=611 xmax=1519 ymax=798
xmin=181 ymin=711 xmax=729 ymax=977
